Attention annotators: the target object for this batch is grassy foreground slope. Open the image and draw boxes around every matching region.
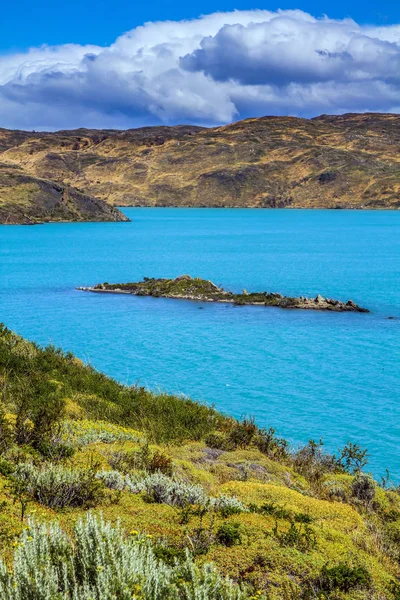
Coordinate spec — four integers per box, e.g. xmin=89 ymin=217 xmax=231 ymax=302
xmin=0 ymin=324 xmax=400 ymax=599
xmin=1 ymin=113 xmax=400 ymax=213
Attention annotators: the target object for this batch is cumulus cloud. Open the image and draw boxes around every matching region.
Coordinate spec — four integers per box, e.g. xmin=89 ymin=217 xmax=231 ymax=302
xmin=0 ymin=9 xmax=400 ymax=129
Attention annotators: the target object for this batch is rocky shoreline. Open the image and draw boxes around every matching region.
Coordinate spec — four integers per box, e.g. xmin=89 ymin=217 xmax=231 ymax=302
xmin=77 ymin=275 xmax=369 ymax=313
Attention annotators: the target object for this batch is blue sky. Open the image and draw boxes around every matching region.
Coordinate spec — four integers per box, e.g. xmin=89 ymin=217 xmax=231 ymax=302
xmin=0 ymin=2 xmax=399 ymax=129
xmin=1 ymin=0 xmax=399 ymax=51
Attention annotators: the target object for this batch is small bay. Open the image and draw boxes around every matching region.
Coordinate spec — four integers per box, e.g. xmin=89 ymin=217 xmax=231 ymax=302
xmin=1 ymin=208 xmax=399 ymax=478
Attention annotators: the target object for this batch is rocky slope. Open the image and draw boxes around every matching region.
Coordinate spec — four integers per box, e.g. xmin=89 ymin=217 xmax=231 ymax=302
xmin=0 ymin=163 xmax=129 ymax=224
xmin=78 ymin=275 xmax=369 ymax=312
xmin=0 ymin=113 xmax=400 ymax=215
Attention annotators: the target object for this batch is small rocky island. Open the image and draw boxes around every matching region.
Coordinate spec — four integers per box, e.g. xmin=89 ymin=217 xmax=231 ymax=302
xmin=78 ymin=275 xmax=369 ymax=312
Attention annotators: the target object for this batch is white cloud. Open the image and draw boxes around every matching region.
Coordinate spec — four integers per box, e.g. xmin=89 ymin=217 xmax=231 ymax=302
xmin=0 ymin=9 xmax=399 ymax=130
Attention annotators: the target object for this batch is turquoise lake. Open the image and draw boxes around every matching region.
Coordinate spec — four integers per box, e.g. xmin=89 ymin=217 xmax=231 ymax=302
xmin=1 ymin=208 xmax=399 ymax=478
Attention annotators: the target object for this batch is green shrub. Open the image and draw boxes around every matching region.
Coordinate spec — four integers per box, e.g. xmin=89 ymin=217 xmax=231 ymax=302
xmin=319 ymin=563 xmax=372 ymax=593
xmin=351 ymin=472 xmax=376 ymax=503
xmin=338 ymin=442 xmax=368 ymax=474
xmin=111 ymin=442 xmax=174 ymax=476
xmin=148 ymin=450 xmax=173 ymax=476
xmin=228 ymin=418 xmax=257 ymax=449
xmin=153 ymin=543 xmax=186 ymax=565
xmin=273 ymin=520 xmax=317 ymax=552
xmin=253 ymin=427 xmax=289 ymax=460
xmin=0 ymin=324 xmax=220 ymax=445
xmin=14 ymin=377 xmax=65 ymax=448
xmin=293 ymin=439 xmax=338 ymax=484
xmin=36 ymin=436 xmax=75 ymax=461
xmin=216 ymin=523 xmax=242 ymax=547
xmin=205 ymin=432 xmax=232 ymax=451
xmin=0 ymin=456 xmax=14 ymax=477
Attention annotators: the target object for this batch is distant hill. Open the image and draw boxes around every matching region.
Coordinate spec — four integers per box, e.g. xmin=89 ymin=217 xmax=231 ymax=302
xmin=0 ymin=163 xmax=128 ymax=225
xmin=1 ymin=113 xmax=400 ymax=223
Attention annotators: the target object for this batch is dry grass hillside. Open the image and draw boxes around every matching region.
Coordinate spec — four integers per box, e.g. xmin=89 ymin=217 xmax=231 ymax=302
xmin=1 ymin=113 xmax=400 ymax=223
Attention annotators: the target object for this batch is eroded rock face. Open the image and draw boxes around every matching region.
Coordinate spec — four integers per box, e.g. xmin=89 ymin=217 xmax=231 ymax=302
xmin=78 ymin=276 xmax=369 ymax=313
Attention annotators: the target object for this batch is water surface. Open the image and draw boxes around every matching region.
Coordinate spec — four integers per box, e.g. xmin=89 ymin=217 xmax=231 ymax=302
xmin=1 ymin=208 xmax=399 ymax=478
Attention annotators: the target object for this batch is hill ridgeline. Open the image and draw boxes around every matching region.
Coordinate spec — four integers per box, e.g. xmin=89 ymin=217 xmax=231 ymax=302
xmin=1 ymin=113 xmax=400 ymax=223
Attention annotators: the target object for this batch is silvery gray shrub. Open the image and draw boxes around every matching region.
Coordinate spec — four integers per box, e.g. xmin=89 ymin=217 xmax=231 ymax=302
xmin=99 ymin=470 xmax=247 ymax=513
xmin=14 ymin=462 xmax=102 ymax=508
xmin=125 ymin=472 xmax=208 ymax=507
xmin=95 ymin=469 xmax=126 ymax=490
xmin=0 ymin=514 xmax=245 ymax=600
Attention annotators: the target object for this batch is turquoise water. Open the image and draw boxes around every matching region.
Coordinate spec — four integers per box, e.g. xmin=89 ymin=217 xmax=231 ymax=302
xmin=1 ymin=208 xmax=399 ymax=478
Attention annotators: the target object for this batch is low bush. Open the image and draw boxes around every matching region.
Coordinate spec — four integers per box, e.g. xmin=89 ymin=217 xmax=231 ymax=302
xmin=351 ymin=472 xmax=376 ymax=503
xmin=126 ymin=472 xmax=208 ymax=507
xmin=14 ymin=462 xmax=104 ymax=509
xmin=109 ymin=442 xmax=173 ymax=476
xmin=0 ymin=456 xmax=14 ymax=477
xmin=293 ymin=439 xmax=338 ymax=485
xmin=205 ymin=432 xmax=233 ymax=451
xmin=96 ymin=469 xmax=126 ymax=491
xmin=228 ymin=418 xmax=257 ymax=449
xmin=148 ymin=450 xmax=173 ymax=475
xmin=0 ymin=514 xmax=246 ymax=600
xmin=153 ymin=543 xmax=187 ymax=565
xmin=273 ymin=520 xmax=317 ymax=552
xmin=319 ymin=563 xmax=372 ymax=593
xmin=338 ymin=442 xmax=368 ymax=474
xmin=36 ymin=436 xmax=75 ymax=461
xmin=253 ymin=427 xmax=289 ymax=460
xmin=217 ymin=523 xmax=242 ymax=547
xmin=211 ymin=495 xmax=248 ymax=516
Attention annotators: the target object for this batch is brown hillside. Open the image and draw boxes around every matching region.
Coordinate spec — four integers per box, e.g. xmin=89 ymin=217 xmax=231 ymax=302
xmin=1 ymin=113 xmax=400 ymax=222
xmin=0 ymin=163 xmax=129 ymax=224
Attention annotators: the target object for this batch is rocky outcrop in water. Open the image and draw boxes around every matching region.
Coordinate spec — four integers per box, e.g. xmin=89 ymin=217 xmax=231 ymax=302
xmin=78 ymin=275 xmax=369 ymax=312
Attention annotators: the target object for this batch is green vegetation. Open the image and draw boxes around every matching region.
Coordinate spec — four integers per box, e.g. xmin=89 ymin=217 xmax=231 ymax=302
xmin=85 ymin=275 xmax=369 ymax=312
xmin=0 ymin=323 xmax=400 ymax=599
